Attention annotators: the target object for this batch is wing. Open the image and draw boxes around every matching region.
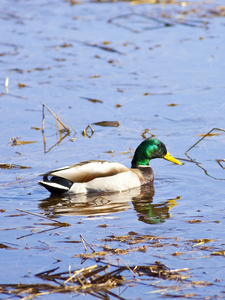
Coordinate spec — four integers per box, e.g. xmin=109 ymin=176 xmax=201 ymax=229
xmin=42 ymin=160 xmax=130 ymax=183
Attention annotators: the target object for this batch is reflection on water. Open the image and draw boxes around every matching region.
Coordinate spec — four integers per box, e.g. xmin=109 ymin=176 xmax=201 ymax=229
xmin=39 ymin=190 xmax=134 ymax=216
xmin=132 ymin=186 xmax=182 ymax=224
xmin=39 ymin=185 xmax=181 ymax=224
xmin=39 ymin=189 xmax=138 ymax=217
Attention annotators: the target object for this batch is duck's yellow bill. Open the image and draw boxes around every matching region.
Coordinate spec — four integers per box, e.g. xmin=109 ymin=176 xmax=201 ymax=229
xmin=164 ymin=151 xmax=182 ymax=165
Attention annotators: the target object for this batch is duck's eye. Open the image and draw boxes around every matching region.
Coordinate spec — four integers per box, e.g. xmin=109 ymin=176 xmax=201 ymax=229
xmin=158 ymin=143 xmax=163 ymax=149
xmin=158 ymin=142 xmax=166 ymax=154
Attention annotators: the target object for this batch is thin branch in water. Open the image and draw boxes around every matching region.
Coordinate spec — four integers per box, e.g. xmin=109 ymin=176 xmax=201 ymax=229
xmin=42 ymin=131 xmax=71 ymax=153
xmin=82 ymin=124 xmax=94 ymax=138
xmin=41 ymin=104 xmax=76 ymax=153
xmin=185 ymin=128 xmax=225 ymax=154
xmin=83 ymin=41 xmax=124 ymax=55
xmin=118 ymin=257 xmax=136 ymax=277
xmin=17 ymin=226 xmax=61 ymax=240
xmin=80 ymin=235 xmax=96 ymax=253
xmin=216 ymin=159 xmax=225 ymax=170
xmin=15 ymin=209 xmax=70 ymax=226
xmin=15 ymin=209 xmax=70 ymax=240
xmin=193 ymin=163 xmax=225 ymax=181
xmin=184 ymin=128 xmax=225 ymax=180
xmin=42 ymin=104 xmax=71 ymax=134
xmin=80 ymin=235 xmax=87 ymax=253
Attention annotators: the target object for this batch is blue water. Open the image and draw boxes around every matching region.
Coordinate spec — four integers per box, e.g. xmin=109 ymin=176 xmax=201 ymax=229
xmin=1 ymin=0 xmax=225 ymax=299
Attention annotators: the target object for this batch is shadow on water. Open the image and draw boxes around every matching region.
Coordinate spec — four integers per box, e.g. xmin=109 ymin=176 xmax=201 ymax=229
xmin=39 ymin=184 xmax=181 ymax=224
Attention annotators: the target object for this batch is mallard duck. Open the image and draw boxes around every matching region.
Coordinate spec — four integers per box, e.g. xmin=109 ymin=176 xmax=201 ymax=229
xmin=38 ymin=138 xmax=182 ymax=194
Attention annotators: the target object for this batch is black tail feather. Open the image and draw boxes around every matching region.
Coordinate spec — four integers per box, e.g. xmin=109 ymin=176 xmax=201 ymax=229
xmin=39 ymin=175 xmax=73 ymax=194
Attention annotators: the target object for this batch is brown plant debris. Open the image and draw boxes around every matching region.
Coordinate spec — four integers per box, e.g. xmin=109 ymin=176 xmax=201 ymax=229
xmin=0 ymin=163 xmax=31 ymax=169
xmin=197 ymin=132 xmax=221 ymax=137
xmin=188 ymin=219 xmax=202 ymax=224
xmin=83 ymin=41 xmax=124 ymax=55
xmin=0 ymin=243 xmax=17 ymax=250
xmin=93 ymin=121 xmax=120 ymax=127
xmin=167 ymin=103 xmax=178 ymax=106
xmin=211 ymin=251 xmax=225 ymax=256
xmin=0 ymin=261 xmax=186 ymax=299
xmin=188 ymin=238 xmax=215 ymax=246
xmin=141 ymin=129 xmax=155 ymax=139
xmin=74 ymin=244 xmax=147 ymax=260
xmin=31 ymin=126 xmax=41 ymax=130
xmin=209 ymin=6 xmax=225 ymax=17
xmin=41 ymin=104 xmax=76 ymax=153
xmin=42 ymin=104 xmax=71 ymax=134
xmin=10 ymin=137 xmax=37 ymax=146
xmin=70 ymin=233 xmax=180 ymax=260
xmin=82 ymin=124 xmax=94 ymax=138
xmin=101 ymin=233 xmax=177 ymax=245
xmin=80 ymin=96 xmax=103 ymax=103
xmin=216 ymin=159 xmax=225 ymax=170
xmin=18 ymin=82 xmax=28 ymax=88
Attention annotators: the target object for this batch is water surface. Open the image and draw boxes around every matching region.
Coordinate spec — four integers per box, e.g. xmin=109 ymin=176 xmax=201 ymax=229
xmin=1 ymin=0 xmax=225 ymax=299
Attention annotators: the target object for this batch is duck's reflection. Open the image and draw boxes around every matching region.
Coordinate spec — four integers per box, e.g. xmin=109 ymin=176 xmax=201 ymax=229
xmin=39 ymin=190 xmax=134 ymax=217
xmin=132 ymin=185 xmax=181 ymax=224
xmin=39 ymin=185 xmax=181 ymax=224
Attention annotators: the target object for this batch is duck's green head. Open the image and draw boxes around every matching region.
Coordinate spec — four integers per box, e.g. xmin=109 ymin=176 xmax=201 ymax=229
xmin=131 ymin=138 xmax=182 ymax=168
